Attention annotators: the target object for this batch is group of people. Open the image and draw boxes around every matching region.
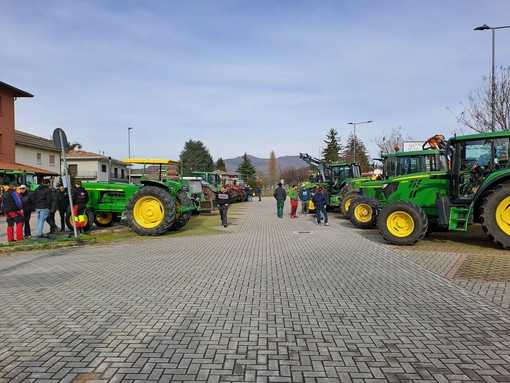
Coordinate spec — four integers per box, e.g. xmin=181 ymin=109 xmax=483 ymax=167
xmin=215 ymin=181 xmax=330 ymax=228
xmin=273 ymin=183 xmax=329 ymax=226
xmin=1 ymin=179 xmax=90 ymax=242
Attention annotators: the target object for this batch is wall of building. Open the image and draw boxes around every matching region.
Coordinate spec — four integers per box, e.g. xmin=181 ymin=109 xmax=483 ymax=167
xmin=16 ymin=145 xmax=61 ymax=173
xmin=0 ymin=87 xmax=16 ymax=162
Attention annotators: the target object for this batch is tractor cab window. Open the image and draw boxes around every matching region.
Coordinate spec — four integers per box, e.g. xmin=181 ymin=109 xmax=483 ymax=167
xmin=25 ymin=173 xmax=35 ymax=187
xmin=456 ymin=138 xmax=510 ymax=199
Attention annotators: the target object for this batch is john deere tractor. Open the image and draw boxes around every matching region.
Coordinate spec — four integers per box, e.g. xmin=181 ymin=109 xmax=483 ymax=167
xmin=348 ymin=147 xmax=447 ymax=229
xmin=375 ymin=131 xmax=510 ymax=249
xmin=299 ymin=153 xmax=368 ymax=209
xmin=77 ymin=159 xmax=196 ymax=236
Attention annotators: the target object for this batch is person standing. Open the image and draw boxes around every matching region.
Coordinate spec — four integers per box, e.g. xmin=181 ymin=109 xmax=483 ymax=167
xmin=299 ymin=184 xmax=311 ymax=216
xmin=19 ymin=185 xmax=33 ymax=238
xmin=216 ymin=184 xmax=232 ymax=227
xmin=31 ymin=179 xmax=53 ymax=238
xmin=312 ymin=186 xmax=329 ymax=226
xmin=46 ymin=186 xmax=60 ymax=234
xmin=289 ymin=184 xmax=299 ymax=218
xmin=2 ymin=181 xmax=24 ymax=242
xmin=273 ymin=182 xmax=286 ymax=218
xmin=57 ymin=185 xmax=70 ymax=232
xmin=72 ymin=180 xmax=89 ymax=233
xmin=257 ymin=185 xmax=262 ymax=201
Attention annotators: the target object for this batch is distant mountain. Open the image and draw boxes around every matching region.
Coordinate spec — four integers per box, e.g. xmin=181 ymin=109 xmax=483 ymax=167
xmin=224 ymin=155 xmax=308 ymax=174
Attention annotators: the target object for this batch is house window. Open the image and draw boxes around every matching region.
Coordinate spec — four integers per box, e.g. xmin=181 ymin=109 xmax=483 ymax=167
xmin=101 ymin=164 xmax=107 ymax=173
xmin=68 ymin=164 xmax=77 ymax=176
xmin=36 ymin=153 xmax=42 ymax=165
xmin=49 ymin=155 xmax=55 ymax=166
xmin=121 ymin=169 xmax=125 ymax=179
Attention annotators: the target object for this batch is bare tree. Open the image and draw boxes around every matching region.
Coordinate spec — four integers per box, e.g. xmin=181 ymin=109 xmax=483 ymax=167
xmin=374 ymin=126 xmax=413 ymax=154
xmin=268 ymin=150 xmax=277 ymax=188
xmin=278 ymin=166 xmax=309 ymax=187
xmin=455 ymin=66 xmax=510 ymax=133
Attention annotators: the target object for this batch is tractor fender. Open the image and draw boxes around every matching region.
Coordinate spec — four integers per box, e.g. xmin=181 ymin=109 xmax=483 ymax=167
xmin=140 ymin=180 xmax=173 ymax=192
xmin=473 ymin=173 xmax=510 ymax=220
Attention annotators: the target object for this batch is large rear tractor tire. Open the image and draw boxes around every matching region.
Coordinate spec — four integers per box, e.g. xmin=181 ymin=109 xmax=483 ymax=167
xmin=349 ymin=196 xmax=380 ymax=229
xmin=66 ymin=208 xmax=94 ymax=231
xmin=126 ymin=186 xmax=175 ymax=236
xmin=93 ymin=212 xmax=119 ymax=227
xmin=170 ymin=190 xmax=193 ymax=230
xmin=479 ymin=181 xmax=510 ymax=249
xmin=378 ymin=200 xmax=428 ymax=245
xmin=340 ymin=192 xmax=360 ymax=219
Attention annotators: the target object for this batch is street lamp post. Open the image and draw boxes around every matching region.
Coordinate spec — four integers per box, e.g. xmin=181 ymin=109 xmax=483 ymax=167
xmin=474 ymin=24 xmax=510 ymax=132
xmin=348 ymin=120 xmax=373 ymax=162
xmin=128 ymin=127 xmax=133 ymax=183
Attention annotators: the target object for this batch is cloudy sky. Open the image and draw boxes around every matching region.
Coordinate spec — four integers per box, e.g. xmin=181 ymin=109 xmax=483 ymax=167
xmin=2 ymin=0 xmax=510 ymax=161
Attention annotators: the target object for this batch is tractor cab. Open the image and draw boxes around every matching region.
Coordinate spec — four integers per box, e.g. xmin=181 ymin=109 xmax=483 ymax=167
xmin=448 ymin=132 xmax=510 ymax=203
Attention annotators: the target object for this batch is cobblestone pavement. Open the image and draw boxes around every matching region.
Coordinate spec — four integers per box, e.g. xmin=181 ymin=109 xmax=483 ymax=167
xmin=1 ymin=198 xmax=510 ymax=382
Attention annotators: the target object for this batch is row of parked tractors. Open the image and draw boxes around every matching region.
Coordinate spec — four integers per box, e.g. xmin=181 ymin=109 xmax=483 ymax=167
xmin=75 ymin=159 xmax=248 ymax=236
xmin=302 ymin=131 xmax=510 ymax=250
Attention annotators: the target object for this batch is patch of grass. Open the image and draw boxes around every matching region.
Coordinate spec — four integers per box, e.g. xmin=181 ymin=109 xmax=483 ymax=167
xmin=1 ymin=211 xmax=227 ymax=254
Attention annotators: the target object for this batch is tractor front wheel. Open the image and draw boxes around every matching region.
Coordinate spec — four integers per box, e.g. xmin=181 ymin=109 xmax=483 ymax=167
xmin=126 ymin=186 xmax=175 ymax=236
xmin=349 ymin=196 xmax=379 ymax=229
xmin=340 ymin=192 xmax=360 ymax=219
xmin=378 ymin=200 xmax=428 ymax=245
xmin=66 ymin=208 xmax=94 ymax=231
xmin=479 ymin=181 xmax=510 ymax=249
xmin=93 ymin=212 xmax=119 ymax=227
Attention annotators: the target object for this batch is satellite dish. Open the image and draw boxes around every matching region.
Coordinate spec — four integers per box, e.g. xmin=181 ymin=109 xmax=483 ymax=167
xmin=52 ymin=128 xmax=69 ymax=151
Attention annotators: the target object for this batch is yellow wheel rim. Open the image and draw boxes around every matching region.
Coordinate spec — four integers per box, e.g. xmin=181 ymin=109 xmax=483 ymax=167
xmin=345 ymin=197 xmax=355 ymax=212
xmin=133 ymin=196 xmax=164 ymax=228
xmin=353 ymin=203 xmax=373 ymax=223
xmin=495 ymin=196 xmax=510 ymax=235
xmin=386 ymin=211 xmax=414 ymax=237
xmin=95 ymin=213 xmax=113 ymax=225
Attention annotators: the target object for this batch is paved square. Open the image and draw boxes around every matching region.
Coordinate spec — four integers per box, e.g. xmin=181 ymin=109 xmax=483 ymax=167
xmin=1 ymin=199 xmax=509 ymax=382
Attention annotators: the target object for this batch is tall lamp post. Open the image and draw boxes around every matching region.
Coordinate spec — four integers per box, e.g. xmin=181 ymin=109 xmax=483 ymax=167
xmin=128 ymin=127 xmax=133 ymax=183
xmin=348 ymin=120 xmax=373 ymax=162
xmin=474 ymin=24 xmax=510 ymax=132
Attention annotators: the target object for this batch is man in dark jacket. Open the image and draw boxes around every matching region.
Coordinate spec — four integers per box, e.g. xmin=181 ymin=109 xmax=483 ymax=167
xmin=72 ymin=180 xmax=89 ymax=233
xmin=216 ymin=184 xmax=232 ymax=227
xmin=31 ymin=179 xmax=53 ymax=238
xmin=19 ymin=185 xmax=33 ymax=238
xmin=46 ymin=187 xmax=60 ymax=234
xmin=2 ymin=181 xmax=24 ymax=242
xmin=57 ymin=185 xmax=70 ymax=232
xmin=311 ymin=186 xmax=329 ymax=226
xmin=273 ymin=182 xmax=286 ymax=218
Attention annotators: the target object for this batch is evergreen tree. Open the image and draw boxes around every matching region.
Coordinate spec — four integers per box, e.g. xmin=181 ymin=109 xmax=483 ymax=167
xmin=322 ymin=129 xmax=343 ymax=162
xmin=236 ymin=152 xmax=257 ymax=181
xmin=268 ymin=150 xmax=277 ymax=188
xmin=342 ymin=133 xmax=371 ymax=172
xmin=179 ymin=140 xmax=215 ymax=176
xmin=216 ymin=158 xmax=226 ymax=171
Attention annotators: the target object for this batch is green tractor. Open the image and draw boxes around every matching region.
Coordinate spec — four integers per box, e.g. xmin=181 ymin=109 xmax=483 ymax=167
xmin=76 ymin=159 xmax=196 ymax=235
xmin=299 ymin=153 xmax=368 ymax=210
xmin=375 ymin=131 xmax=510 ymax=249
xmin=1 ymin=170 xmax=39 ymax=192
xmin=348 ymin=147 xmax=447 ymax=229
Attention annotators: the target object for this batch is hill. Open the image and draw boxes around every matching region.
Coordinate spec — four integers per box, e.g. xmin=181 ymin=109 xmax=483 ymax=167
xmin=224 ymin=155 xmax=307 ymax=174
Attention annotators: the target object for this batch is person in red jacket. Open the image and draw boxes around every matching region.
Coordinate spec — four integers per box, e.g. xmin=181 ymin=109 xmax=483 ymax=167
xmin=72 ymin=180 xmax=89 ymax=233
xmin=1 ymin=181 xmax=24 ymax=242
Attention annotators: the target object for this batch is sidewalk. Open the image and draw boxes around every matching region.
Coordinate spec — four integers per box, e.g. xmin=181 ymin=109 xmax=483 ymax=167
xmin=1 ymin=197 xmax=509 ymax=382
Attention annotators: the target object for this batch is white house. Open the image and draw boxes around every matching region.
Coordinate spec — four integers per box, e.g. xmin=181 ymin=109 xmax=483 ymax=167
xmin=15 ymin=130 xmax=61 ymax=175
xmin=66 ymin=149 xmax=128 ymax=183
